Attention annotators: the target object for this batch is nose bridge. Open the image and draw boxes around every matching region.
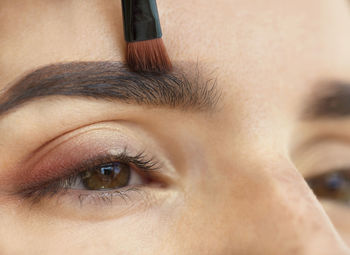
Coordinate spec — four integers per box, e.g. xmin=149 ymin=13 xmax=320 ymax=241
xmin=189 ymin=154 xmax=350 ymax=254
xmin=227 ymin=158 xmax=350 ymax=254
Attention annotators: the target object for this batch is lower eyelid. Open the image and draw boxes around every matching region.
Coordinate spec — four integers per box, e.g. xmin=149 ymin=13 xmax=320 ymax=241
xmin=73 ymin=186 xmax=147 ymax=206
xmin=15 ymin=184 xmax=171 ymax=221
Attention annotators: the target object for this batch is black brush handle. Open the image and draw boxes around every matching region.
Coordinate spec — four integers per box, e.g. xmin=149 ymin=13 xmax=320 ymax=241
xmin=121 ymin=0 xmax=163 ymax=42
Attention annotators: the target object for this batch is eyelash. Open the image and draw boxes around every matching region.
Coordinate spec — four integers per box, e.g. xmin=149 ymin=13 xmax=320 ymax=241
xmin=16 ymin=149 xmax=160 ymax=205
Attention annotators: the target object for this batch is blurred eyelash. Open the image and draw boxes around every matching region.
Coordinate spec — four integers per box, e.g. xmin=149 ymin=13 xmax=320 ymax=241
xmin=16 ymin=148 xmax=160 ymax=204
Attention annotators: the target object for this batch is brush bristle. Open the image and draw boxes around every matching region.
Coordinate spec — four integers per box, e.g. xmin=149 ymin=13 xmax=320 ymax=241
xmin=127 ymin=38 xmax=172 ymax=73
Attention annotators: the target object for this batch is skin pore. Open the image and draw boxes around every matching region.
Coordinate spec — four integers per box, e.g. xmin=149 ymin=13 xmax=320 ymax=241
xmin=0 ymin=0 xmax=350 ymax=254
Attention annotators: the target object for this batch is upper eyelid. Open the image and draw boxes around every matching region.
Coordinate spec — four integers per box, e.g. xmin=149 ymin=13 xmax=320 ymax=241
xmin=28 ymin=124 xmax=130 ymax=164
xmin=5 ymin=125 xmax=149 ymax=186
xmin=28 ymin=124 xmax=144 ymax=168
xmin=291 ymin=135 xmax=350 ymax=177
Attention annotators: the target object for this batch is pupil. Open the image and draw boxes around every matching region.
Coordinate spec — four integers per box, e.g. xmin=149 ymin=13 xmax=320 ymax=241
xmin=81 ymin=162 xmax=131 ymax=190
xmin=100 ymin=165 xmax=119 ymax=177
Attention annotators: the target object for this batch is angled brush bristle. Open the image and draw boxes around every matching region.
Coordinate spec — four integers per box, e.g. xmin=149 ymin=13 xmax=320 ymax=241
xmin=127 ymin=38 xmax=172 ymax=73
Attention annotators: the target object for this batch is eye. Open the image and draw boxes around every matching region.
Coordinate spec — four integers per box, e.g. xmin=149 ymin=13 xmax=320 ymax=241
xmin=80 ymin=162 xmax=131 ymax=190
xmin=17 ymin=150 xmax=160 ymax=205
xmin=306 ymin=169 xmax=350 ymax=205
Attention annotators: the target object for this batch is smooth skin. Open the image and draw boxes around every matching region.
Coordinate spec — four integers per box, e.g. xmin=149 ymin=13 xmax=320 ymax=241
xmin=0 ymin=0 xmax=350 ymax=254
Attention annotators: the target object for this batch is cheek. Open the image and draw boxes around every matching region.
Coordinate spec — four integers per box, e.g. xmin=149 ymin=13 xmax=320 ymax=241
xmin=0 ymin=205 xmax=176 ymax=254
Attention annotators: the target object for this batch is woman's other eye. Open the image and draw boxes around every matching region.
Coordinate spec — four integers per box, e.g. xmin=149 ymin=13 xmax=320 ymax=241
xmin=80 ymin=162 xmax=131 ymax=190
xmin=307 ymin=170 xmax=350 ymax=205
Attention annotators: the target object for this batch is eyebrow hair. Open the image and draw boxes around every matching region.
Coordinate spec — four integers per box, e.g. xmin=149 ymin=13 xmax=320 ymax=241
xmin=304 ymin=82 xmax=350 ymax=119
xmin=0 ymin=61 xmax=220 ymax=116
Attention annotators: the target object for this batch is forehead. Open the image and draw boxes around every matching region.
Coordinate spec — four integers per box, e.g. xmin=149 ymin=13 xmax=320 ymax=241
xmin=0 ymin=0 xmax=350 ymax=98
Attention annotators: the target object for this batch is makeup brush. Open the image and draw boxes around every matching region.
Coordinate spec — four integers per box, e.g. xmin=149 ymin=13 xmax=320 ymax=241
xmin=121 ymin=0 xmax=172 ymax=73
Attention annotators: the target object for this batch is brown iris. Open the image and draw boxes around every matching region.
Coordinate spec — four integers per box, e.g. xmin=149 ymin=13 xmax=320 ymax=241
xmin=81 ymin=162 xmax=131 ymax=190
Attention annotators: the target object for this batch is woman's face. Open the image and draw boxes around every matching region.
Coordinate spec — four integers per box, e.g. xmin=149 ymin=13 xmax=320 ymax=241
xmin=1 ymin=0 xmax=350 ymax=254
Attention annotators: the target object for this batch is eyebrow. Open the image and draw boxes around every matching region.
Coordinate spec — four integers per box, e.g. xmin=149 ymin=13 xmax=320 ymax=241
xmin=0 ymin=61 xmax=220 ymax=116
xmin=304 ymin=82 xmax=350 ymax=119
